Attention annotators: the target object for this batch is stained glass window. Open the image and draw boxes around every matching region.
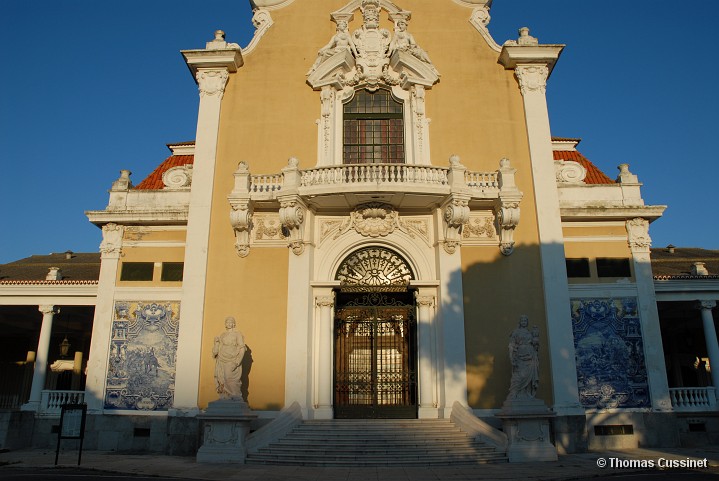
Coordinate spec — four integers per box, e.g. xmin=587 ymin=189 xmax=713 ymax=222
xmin=343 ymin=89 xmax=405 ymax=164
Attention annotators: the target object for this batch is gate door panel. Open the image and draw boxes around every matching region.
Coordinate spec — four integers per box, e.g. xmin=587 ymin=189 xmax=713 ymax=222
xmin=334 ymin=291 xmax=417 ymax=419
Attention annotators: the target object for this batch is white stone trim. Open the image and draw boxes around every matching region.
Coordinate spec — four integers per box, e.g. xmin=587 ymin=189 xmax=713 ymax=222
xmin=113 ymin=288 xmax=183 ymax=299
xmin=569 ymin=284 xmax=638 ymax=298
xmin=122 ymin=241 xmax=186 ymax=248
xmin=242 ymin=9 xmax=274 ymax=56
xmin=252 ymin=0 xmax=295 ymax=10
xmin=563 ymin=236 xmax=627 ymax=243
xmin=467 ymin=6 xmax=501 ymax=53
xmin=0 ymin=287 xmax=97 ymax=304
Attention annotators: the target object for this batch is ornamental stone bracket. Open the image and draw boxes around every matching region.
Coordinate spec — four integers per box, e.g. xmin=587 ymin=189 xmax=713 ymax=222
xmin=442 ymin=195 xmax=471 ymax=255
xmin=228 ymin=162 xmax=254 ymax=258
xmin=495 ymin=158 xmax=523 ymax=256
xmin=278 ymin=158 xmax=308 ymax=256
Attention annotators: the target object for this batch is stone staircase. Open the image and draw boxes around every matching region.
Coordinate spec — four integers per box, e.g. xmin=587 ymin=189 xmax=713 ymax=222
xmin=245 ymin=418 xmax=508 ymax=466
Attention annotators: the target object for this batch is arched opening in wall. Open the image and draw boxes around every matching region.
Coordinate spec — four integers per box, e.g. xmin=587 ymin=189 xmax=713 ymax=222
xmin=333 ymin=246 xmax=417 ymax=419
xmin=343 ymin=88 xmax=405 ymax=164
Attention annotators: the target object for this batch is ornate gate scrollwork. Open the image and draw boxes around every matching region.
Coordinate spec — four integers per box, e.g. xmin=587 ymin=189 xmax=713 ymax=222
xmin=335 ymin=246 xmax=414 ymax=292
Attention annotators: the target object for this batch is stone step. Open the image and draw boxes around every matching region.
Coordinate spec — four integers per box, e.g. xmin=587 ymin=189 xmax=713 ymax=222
xmin=245 ymin=418 xmax=508 ymax=467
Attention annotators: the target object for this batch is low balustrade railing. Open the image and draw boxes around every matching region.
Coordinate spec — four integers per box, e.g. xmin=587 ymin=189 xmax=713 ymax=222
xmin=300 ymin=163 xmax=450 ymax=187
xmin=249 ymin=173 xmax=283 ymax=194
xmin=669 ymin=387 xmax=717 ymax=411
xmin=465 ymin=170 xmax=500 ymax=190
xmin=39 ymin=390 xmax=85 ymax=417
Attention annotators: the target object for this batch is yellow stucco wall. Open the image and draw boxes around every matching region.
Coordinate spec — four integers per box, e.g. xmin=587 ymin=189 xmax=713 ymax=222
xmin=117 ymin=247 xmax=185 ymax=287
xmin=203 ymin=0 xmax=548 ymax=410
xmin=564 ymin=240 xmax=634 ymax=283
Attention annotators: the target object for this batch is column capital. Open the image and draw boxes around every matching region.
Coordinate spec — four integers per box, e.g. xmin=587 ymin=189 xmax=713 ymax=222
xmin=99 ymin=223 xmax=124 ymax=257
xmin=415 ymin=295 xmax=435 ymax=308
xmin=514 ymin=64 xmax=549 ymax=96
xmin=196 ymin=69 xmax=230 ymax=99
xmin=697 ymin=300 xmax=717 ymax=311
xmin=316 ymin=295 xmax=335 ymax=308
xmin=626 ymin=218 xmax=652 ymax=253
xmin=38 ymin=305 xmax=57 ymax=315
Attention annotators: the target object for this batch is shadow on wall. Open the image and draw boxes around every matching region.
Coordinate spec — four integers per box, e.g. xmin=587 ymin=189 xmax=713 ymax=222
xmin=241 ymin=345 xmax=253 ymax=404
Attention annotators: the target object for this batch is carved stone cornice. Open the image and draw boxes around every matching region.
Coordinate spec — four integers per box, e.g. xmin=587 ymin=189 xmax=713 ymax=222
xmin=626 ymin=218 xmax=651 ymax=253
xmin=514 ymin=65 xmax=548 ymax=96
xmin=99 ymin=223 xmax=124 ymax=257
xmin=196 ymin=69 xmax=230 ymax=99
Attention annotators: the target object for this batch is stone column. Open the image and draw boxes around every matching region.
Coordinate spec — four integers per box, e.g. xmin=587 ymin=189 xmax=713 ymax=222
xmin=84 ymin=223 xmax=124 ymax=413
xmin=22 ymin=305 xmax=56 ymax=411
xmin=416 ymin=292 xmax=437 ymax=418
xmin=698 ymin=301 xmax=719 ymax=390
xmin=315 ymin=294 xmax=335 ymax=419
xmin=506 ymin=55 xmax=581 ymax=415
xmin=627 ymin=218 xmax=672 ymax=411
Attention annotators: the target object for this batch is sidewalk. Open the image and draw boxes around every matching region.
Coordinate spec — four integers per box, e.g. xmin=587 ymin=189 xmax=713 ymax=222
xmin=2 ymin=446 xmax=719 ymax=481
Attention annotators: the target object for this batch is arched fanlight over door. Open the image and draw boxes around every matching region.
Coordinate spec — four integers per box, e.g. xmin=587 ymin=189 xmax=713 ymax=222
xmin=335 ymin=246 xmax=414 ymax=291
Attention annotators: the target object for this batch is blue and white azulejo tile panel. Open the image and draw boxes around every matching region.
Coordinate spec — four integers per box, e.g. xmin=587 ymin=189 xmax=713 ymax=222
xmin=105 ymin=301 xmax=180 ymax=411
xmin=571 ymin=298 xmax=650 ymax=409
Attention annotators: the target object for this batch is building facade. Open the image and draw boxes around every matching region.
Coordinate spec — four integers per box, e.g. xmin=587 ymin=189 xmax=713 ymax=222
xmin=1 ymin=0 xmax=718 ymax=456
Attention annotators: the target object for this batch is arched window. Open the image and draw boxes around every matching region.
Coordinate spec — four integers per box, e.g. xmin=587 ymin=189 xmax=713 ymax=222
xmin=343 ymin=89 xmax=405 ymax=164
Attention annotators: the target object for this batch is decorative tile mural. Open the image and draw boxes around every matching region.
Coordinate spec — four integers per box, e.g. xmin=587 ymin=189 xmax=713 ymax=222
xmin=571 ymin=298 xmax=650 ymax=409
xmin=105 ymin=301 xmax=180 ymax=411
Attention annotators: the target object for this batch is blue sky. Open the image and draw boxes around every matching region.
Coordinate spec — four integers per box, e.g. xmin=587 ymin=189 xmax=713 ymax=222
xmin=1 ymin=1 xmax=717 ymax=264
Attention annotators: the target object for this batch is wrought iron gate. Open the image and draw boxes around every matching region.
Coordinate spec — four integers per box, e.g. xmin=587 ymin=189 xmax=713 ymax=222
xmin=334 ymin=291 xmax=417 ymax=419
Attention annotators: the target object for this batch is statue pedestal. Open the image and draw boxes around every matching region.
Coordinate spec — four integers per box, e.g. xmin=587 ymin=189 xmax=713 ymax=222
xmin=497 ymin=398 xmax=558 ymax=463
xmin=196 ymin=399 xmax=257 ymax=463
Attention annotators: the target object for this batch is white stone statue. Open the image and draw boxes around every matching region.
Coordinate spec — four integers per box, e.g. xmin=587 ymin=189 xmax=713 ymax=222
xmin=389 ymin=19 xmax=432 ymax=64
xmin=213 ymin=316 xmax=247 ymax=400
xmin=507 ymin=315 xmax=539 ymax=400
xmin=308 ymin=20 xmax=357 ymax=74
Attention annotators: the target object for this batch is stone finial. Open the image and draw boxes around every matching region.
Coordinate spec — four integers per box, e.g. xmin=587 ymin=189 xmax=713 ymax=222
xmin=46 ymin=267 xmax=63 ymax=281
xmin=616 ymin=163 xmax=639 ymax=184
xmin=517 ymin=27 xmax=538 ymax=46
xmin=111 ymin=170 xmax=132 ymax=191
xmin=449 ymin=154 xmax=462 ymax=167
xmin=692 ymin=262 xmax=709 ymax=276
xmin=206 ymin=29 xmax=241 ymax=50
xmin=666 ymin=244 xmax=676 ymax=254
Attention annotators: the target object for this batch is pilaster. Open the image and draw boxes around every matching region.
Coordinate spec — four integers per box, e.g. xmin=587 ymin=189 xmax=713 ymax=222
xmin=84 ymin=223 xmax=124 ymax=413
xmin=175 ymin=34 xmax=243 ymax=411
xmin=416 ymin=290 xmax=438 ymax=418
xmin=500 ymin=35 xmax=582 ymax=415
xmin=627 ymin=218 xmax=672 ymax=411
xmin=314 ymin=293 xmax=335 ymax=419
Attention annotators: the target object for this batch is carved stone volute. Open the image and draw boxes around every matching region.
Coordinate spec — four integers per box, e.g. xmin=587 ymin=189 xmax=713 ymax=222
xmin=228 ymin=162 xmax=253 ymax=257
xmin=496 ymin=158 xmax=523 ymax=256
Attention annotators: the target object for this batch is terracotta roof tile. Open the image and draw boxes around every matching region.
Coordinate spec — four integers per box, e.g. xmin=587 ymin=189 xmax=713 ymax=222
xmin=650 ymin=247 xmax=719 ymax=278
xmin=0 ymin=252 xmax=101 ymax=281
xmin=553 ymin=150 xmax=614 ymax=185
xmin=134 ymin=155 xmax=194 ymax=190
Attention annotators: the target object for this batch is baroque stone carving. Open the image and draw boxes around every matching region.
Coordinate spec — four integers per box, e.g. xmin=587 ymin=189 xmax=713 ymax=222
xmin=162 ymin=165 xmax=193 ymax=189
xmin=213 ymin=317 xmax=247 ymax=400
xmin=554 ymin=160 xmax=586 ymax=183
xmin=514 ymin=65 xmax=548 ymax=96
xmin=242 ymin=8 xmax=274 ymax=55
xmin=279 ymin=199 xmax=306 ymax=255
xmin=462 ymin=214 xmax=496 ymax=240
xmin=443 ymin=197 xmax=470 ymax=254
xmin=507 ymin=315 xmax=540 ymax=401
xmin=336 ymin=246 xmax=413 ymax=291
xmin=100 ymin=223 xmax=124 ymax=256
xmin=197 ymin=69 xmax=230 ymax=98
xmin=626 ymin=218 xmax=651 ymax=252
xmin=336 ymin=202 xmax=408 ymax=239
xmin=307 ymin=0 xmax=439 ymax=90
xmin=254 ymin=215 xmax=286 ymax=241
xmin=228 ymin=161 xmax=254 ymax=257
xmin=496 ymin=158 xmax=523 ymax=256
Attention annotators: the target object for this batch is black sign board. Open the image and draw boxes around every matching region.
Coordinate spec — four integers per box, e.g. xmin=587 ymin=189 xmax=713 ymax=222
xmin=55 ymin=403 xmax=87 ymax=466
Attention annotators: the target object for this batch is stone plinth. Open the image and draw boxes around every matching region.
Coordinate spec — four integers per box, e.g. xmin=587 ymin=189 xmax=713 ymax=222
xmin=196 ymin=399 xmax=257 ymax=463
xmin=497 ymin=398 xmax=558 ymax=463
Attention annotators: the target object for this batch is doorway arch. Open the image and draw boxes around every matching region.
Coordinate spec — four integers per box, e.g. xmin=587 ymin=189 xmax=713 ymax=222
xmin=333 ymin=247 xmax=418 ymax=418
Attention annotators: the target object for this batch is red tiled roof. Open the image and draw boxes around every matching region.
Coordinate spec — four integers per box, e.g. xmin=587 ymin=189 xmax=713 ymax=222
xmin=134 ymin=155 xmax=194 ymax=190
xmin=553 ymin=150 xmax=614 ymax=185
